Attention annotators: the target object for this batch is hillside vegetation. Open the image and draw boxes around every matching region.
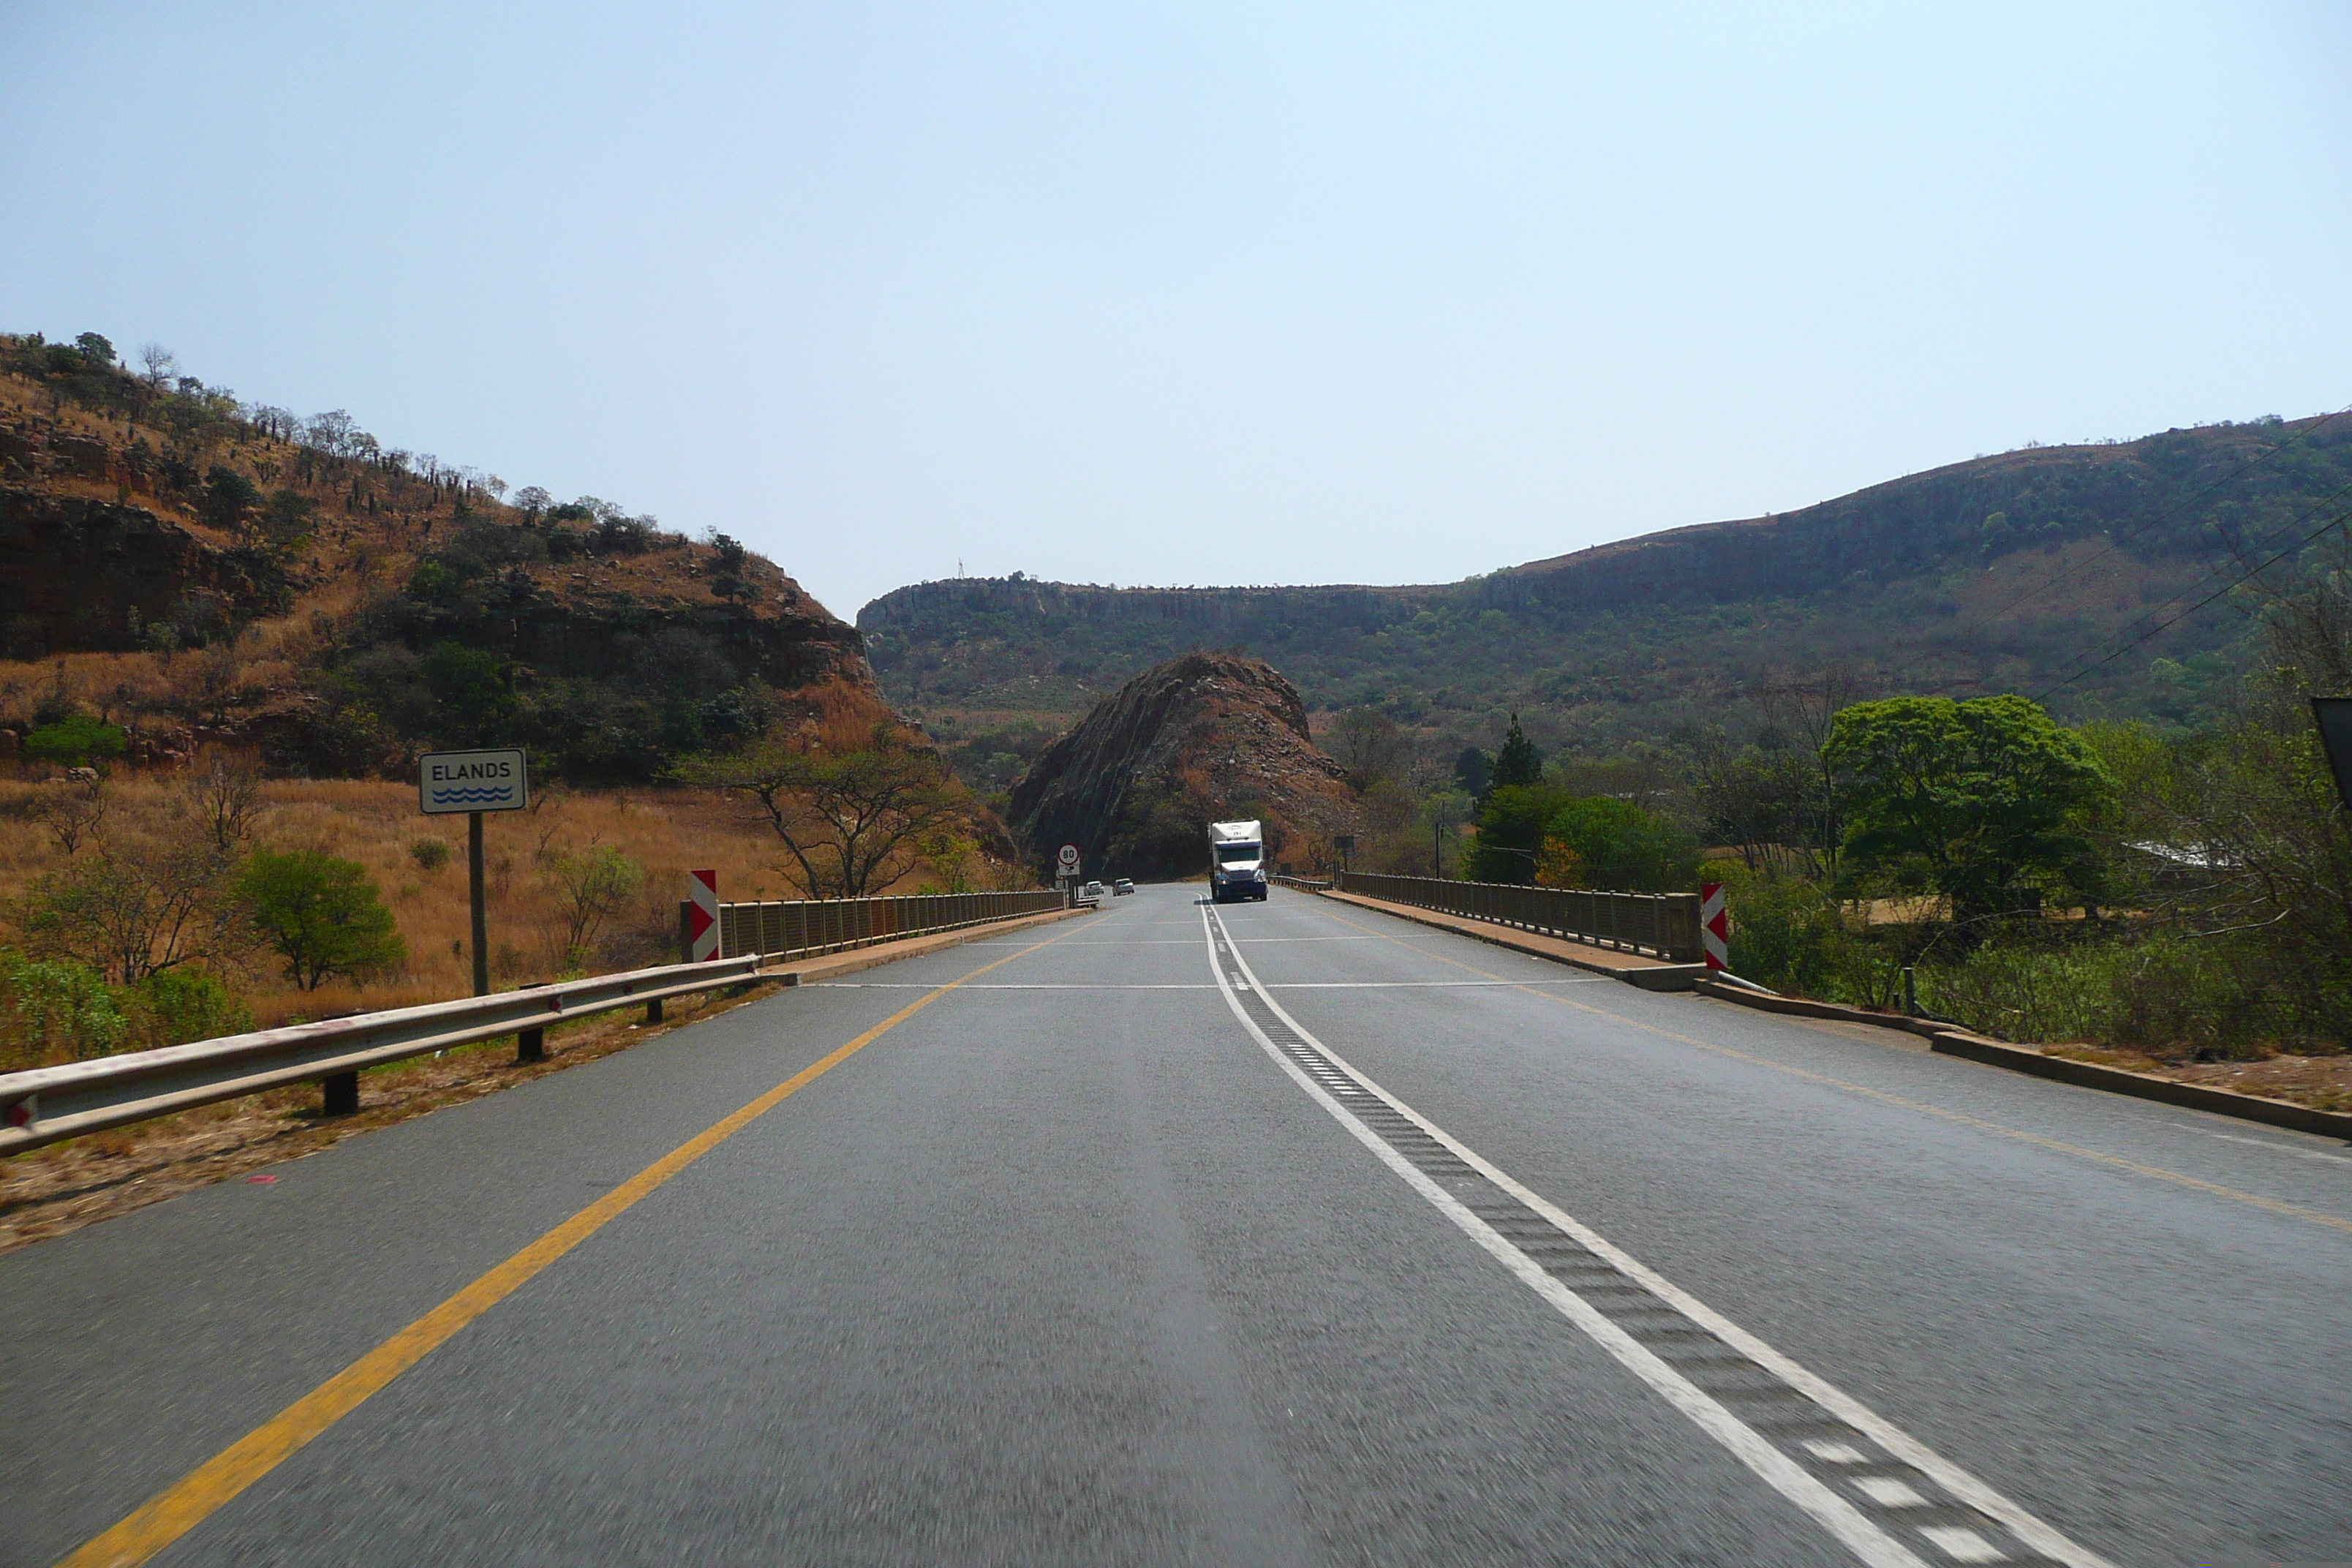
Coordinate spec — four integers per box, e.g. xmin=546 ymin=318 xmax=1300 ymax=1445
xmin=0 ymin=331 xmax=875 ymax=783
xmin=861 ymin=414 xmax=2352 ymax=771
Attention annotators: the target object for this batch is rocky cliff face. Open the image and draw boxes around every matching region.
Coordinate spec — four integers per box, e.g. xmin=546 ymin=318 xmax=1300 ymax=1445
xmin=1006 ymin=652 xmax=1356 ymax=881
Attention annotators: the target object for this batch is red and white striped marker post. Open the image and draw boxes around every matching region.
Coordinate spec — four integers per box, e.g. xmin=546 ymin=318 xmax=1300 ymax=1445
xmin=1700 ymin=883 xmax=1729 ymax=970
xmin=688 ymin=870 xmax=720 ymax=962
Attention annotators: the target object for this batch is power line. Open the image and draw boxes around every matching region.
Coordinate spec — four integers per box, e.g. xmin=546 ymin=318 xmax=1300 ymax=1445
xmin=2030 ymin=505 xmax=2351 ymax=703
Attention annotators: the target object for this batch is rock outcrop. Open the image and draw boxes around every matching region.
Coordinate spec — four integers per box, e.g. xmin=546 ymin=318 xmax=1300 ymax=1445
xmin=1006 ymin=652 xmax=1357 ymax=881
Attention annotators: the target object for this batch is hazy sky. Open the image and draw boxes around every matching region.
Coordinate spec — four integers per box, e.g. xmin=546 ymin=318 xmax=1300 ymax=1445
xmin=6 ymin=2 xmax=2348 ymax=620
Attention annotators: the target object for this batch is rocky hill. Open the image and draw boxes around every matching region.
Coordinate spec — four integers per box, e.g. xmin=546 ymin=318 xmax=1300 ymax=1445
xmin=862 ymin=413 xmax=2352 ymax=765
xmin=1005 ymin=652 xmax=1356 ymax=881
xmin=0 ymin=333 xmax=882 ymax=781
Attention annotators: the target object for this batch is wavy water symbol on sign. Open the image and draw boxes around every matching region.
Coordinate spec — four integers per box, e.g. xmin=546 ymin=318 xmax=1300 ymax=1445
xmin=428 ymin=785 xmax=519 ymax=805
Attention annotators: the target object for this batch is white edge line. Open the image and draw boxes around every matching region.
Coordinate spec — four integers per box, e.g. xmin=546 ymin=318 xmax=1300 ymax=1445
xmin=1201 ymin=908 xmax=1929 ymax=1568
xmin=1214 ymin=905 xmax=2119 ymax=1568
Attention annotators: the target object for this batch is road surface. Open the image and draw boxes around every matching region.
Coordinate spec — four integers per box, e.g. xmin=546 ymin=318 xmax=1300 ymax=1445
xmin=4 ymin=885 xmax=2348 ymax=1566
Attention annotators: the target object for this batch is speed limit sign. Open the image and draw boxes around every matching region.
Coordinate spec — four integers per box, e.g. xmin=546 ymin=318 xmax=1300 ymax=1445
xmin=1057 ymin=843 xmax=1081 ymax=874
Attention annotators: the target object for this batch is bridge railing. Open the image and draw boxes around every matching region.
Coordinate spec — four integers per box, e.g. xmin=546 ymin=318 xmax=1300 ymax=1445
xmin=1335 ymin=871 xmax=1703 ymax=963
xmin=701 ymin=889 xmax=1066 ymax=960
xmin=1268 ymin=873 xmax=1334 ymax=892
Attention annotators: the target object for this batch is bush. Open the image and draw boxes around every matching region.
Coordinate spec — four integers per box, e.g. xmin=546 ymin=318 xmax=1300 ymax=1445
xmin=409 ymin=837 xmax=452 ymax=872
xmin=131 ymin=968 xmax=253 ymax=1048
xmin=1712 ymin=864 xmax=1863 ymax=998
xmin=1918 ymin=931 xmax=2298 ymax=1058
xmin=1 ymin=949 xmax=127 ymax=1066
xmin=235 ymin=851 xmax=407 ymax=990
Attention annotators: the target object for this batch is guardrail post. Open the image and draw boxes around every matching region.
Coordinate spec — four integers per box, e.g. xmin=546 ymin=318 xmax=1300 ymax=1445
xmin=644 ymin=996 xmax=664 ymax=1025
xmin=516 ymin=982 xmax=550 ymax=1063
xmin=322 ymin=1071 xmax=358 ymax=1117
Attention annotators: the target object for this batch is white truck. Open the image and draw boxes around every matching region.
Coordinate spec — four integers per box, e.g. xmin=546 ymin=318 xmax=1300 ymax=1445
xmin=1207 ymin=819 xmax=1268 ymax=903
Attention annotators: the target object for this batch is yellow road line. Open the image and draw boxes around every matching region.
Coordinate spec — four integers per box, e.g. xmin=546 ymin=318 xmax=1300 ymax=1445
xmin=58 ymin=925 xmax=1082 ymax=1568
xmin=1313 ymin=904 xmax=2352 ymax=1237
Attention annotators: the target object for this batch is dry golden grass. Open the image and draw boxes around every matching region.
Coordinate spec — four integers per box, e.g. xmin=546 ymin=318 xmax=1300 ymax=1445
xmin=0 ymin=774 xmax=864 ymax=1028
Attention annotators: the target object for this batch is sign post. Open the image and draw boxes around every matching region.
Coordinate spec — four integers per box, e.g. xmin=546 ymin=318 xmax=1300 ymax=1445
xmin=1056 ymin=843 xmax=1080 ymax=904
xmin=419 ymin=749 xmax=529 ymax=997
xmin=688 ymin=870 xmax=720 ymax=961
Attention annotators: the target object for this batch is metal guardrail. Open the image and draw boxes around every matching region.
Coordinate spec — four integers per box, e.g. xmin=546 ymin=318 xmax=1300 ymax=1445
xmin=0 ymin=956 xmax=766 ymax=1158
xmin=1 ymin=890 xmax=1071 ymax=1158
xmin=701 ymin=889 xmax=1066 ymax=960
xmin=1335 ymin=870 xmax=1703 ymax=962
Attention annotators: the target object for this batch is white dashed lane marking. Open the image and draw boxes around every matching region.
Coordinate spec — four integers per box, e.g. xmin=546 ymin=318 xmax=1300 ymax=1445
xmin=1205 ymin=905 xmax=2114 ymax=1568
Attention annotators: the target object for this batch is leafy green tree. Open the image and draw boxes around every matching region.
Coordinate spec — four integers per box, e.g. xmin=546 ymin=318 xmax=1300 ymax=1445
xmin=72 ymin=332 xmax=115 ymax=368
xmin=203 ymin=466 xmax=262 ymax=535
xmin=1489 ymin=713 xmax=1543 ymax=792
xmin=23 ymin=713 xmax=128 ymax=768
xmin=1539 ymin=796 xmax=1700 ymax=892
xmin=235 ymin=851 xmax=406 ymax=990
xmin=1465 ymin=783 xmax=1569 ymax=883
xmin=1824 ymin=695 xmax=2115 ymax=921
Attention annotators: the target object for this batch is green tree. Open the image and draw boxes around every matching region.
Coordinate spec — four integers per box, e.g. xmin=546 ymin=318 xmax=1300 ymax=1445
xmin=1489 ymin=713 xmax=1543 ymax=792
xmin=1539 ymin=796 xmax=1700 ymax=892
xmin=235 ymin=851 xmax=406 ymax=990
xmin=1465 ymin=783 xmax=1569 ymax=883
xmin=1824 ymin=695 xmax=2115 ymax=921
xmin=23 ymin=713 xmax=128 ymax=768
xmin=203 ymin=466 xmax=262 ymax=535
xmin=259 ymin=489 xmax=317 ymax=551
xmin=73 ymin=332 xmax=115 ymax=368
xmin=1452 ymin=745 xmax=1492 ymax=797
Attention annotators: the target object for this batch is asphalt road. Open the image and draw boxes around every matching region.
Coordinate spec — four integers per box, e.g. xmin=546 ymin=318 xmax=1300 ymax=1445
xmin=3 ymin=885 xmax=2348 ymax=1567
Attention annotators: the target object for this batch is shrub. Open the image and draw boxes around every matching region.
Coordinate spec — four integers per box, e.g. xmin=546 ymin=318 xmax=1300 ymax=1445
xmin=1918 ymin=931 xmax=2299 ymax=1058
xmin=1 ymin=949 xmax=127 ymax=1066
xmin=130 ymin=968 xmax=253 ymax=1048
xmin=408 ymin=837 xmax=452 ymax=872
xmin=235 ymin=851 xmax=407 ymax=990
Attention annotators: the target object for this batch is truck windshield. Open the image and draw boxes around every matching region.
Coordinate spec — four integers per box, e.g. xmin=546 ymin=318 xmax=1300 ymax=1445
xmin=1215 ymin=845 xmax=1260 ymax=864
